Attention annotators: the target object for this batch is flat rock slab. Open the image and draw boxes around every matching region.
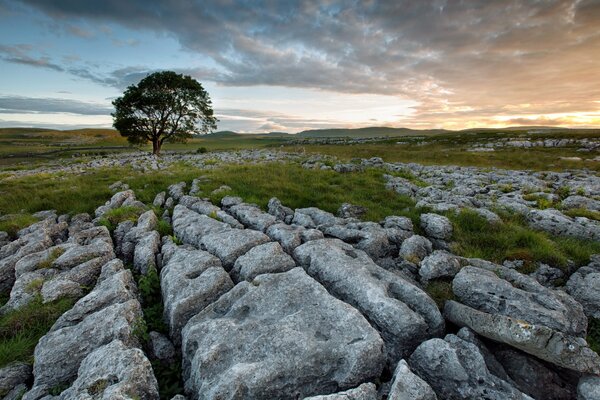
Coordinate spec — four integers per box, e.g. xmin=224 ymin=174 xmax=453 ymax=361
xmin=444 ymin=300 xmax=600 ymax=374
xmin=227 ymin=203 xmax=277 ymax=232
xmin=231 ymin=241 xmax=296 ymax=282
xmin=409 ymin=333 xmax=532 ymax=400
xmin=452 ymin=265 xmax=587 ymax=337
xmin=161 ymin=244 xmax=233 ymax=344
xmin=294 ymin=238 xmax=444 ymax=365
xmin=199 ymin=229 xmax=270 ymax=270
xmin=173 ymin=205 xmax=232 ymax=248
xmin=181 ymin=268 xmax=384 ymax=400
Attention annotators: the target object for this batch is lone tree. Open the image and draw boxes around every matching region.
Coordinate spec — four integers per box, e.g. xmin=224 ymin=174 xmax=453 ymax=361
xmin=112 ymin=71 xmax=217 ymax=155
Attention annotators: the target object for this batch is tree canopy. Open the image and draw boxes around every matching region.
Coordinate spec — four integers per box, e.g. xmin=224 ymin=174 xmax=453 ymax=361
xmin=112 ymin=71 xmax=217 ymax=155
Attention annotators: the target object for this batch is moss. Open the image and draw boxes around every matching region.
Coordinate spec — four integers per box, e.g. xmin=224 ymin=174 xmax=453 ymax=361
xmin=25 ymin=278 xmax=44 ymax=294
xmin=156 ymin=219 xmax=172 ymax=237
xmin=564 ymin=208 xmax=600 ymax=221
xmin=97 ymin=205 xmax=144 ymax=232
xmin=0 ymin=214 xmax=39 ymax=239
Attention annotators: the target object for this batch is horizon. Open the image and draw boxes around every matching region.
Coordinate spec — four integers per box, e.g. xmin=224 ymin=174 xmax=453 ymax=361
xmin=1 ymin=1 xmax=600 ymax=133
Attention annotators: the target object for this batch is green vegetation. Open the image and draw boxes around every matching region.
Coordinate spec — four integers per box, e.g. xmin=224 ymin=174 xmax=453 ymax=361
xmin=98 ymin=206 xmax=145 ymax=232
xmin=0 ymin=296 xmax=75 ymax=367
xmin=0 ymin=214 xmax=39 ymax=239
xmin=588 ymin=318 xmax=600 ymax=354
xmin=425 ymin=280 xmax=455 ymax=309
xmin=449 ymin=209 xmax=600 ymax=272
xmin=564 ymin=208 xmax=600 ymax=221
xmin=36 ymin=247 xmax=65 ymax=270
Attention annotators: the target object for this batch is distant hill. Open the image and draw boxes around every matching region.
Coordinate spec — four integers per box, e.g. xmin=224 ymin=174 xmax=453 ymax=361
xmin=296 ymin=127 xmax=449 ymax=138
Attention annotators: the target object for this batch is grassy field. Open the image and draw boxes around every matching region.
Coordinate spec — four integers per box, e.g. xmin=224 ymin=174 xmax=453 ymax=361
xmin=1 ymin=162 xmax=598 ymax=273
xmin=2 ymin=127 xmax=598 ymax=172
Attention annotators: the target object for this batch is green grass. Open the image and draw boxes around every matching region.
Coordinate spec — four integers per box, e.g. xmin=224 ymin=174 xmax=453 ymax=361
xmin=0 ymin=214 xmax=39 ymax=238
xmin=425 ymin=280 xmax=455 ymax=309
xmin=564 ymin=208 xmax=600 ymax=221
xmin=97 ymin=206 xmax=145 ymax=232
xmin=0 ymin=296 xmax=75 ymax=367
xmin=449 ymin=209 xmax=600 ymax=272
xmin=588 ymin=318 xmax=600 ymax=354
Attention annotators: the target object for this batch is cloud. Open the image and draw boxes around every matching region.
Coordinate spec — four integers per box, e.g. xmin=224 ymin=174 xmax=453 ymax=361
xmin=0 ymin=96 xmax=112 ymax=115
xmin=6 ymin=0 xmax=600 ymax=128
xmin=0 ymin=44 xmax=64 ymax=72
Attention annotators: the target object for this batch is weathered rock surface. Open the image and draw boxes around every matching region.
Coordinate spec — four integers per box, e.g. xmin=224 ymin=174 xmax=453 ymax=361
xmin=566 ymin=257 xmax=600 ymax=318
xmin=420 ymin=213 xmax=453 ymax=241
xmin=452 ymin=265 xmax=587 ymax=337
xmin=266 ymin=223 xmax=324 ymax=253
xmin=0 ymin=362 xmax=32 ymax=396
xmin=387 ymin=360 xmax=437 ymax=400
xmin=181 ymin=268 xmax=385 ymax=399
xmin=227 ymin=203 xmax=277 ymax=232
xmin=444 ymin=300 xmax=600 ymax=374
xmin=294 ymin=238 xmax=444 ymax=365
xmin=160 ymin=241 xmax=233 ymax=344
xmin=578 ymin=376 xmax=600 ymax=400
xmin=409 ymin=332 xmax=532 ymax=400
xmin=303 ymin=383 xmax=377 ymax=400
xmin=172 ymin=205 xmax=232 ymax=248
xmin=231 ymin=241 xmax=296 ymax=282
xmin=398 ymin=235 xmax=432 ymax=263
xmin=199 ymin=228 xmax=270 ymax=270
xmin=527 ymin=209 xmax=600 ymax=241
xmin=55 ymin=340 xmax=159 ymax=399
xmin=419 ymin=250 xmax=461 ymax=283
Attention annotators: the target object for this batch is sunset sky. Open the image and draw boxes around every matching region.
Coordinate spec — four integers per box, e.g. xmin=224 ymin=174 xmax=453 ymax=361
xmin=1 ymin=0 xmax=599 ymax=133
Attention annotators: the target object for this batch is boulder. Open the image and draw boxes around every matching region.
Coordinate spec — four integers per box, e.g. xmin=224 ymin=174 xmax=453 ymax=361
xmin=398 ymin=235 xmax=432 ymax=263
xmin=30 ymin=299 xmax=142 ymax=390
xmin=578 ymin=376 xmax=600 ymax=400
xmin=452 ymin=266 xmax=587 ymax=337
xmin=444 ymin=300 xmax=600 ymax=374
xmin=148 ymin=331 xmax=176 ymax=363
xmin=419 ymin=250 xmax=461 ymax=283
xmin=199 ymin=229 xmax=270 ymax=270
xmin=267 ymin=223 xmax=324 ymax=254
xmin=227 ymin=203 xmax=277 ymax=232
xmin=409 ymin=333 xmax=532 ymax=400
xmin=56 ymin=340 xmax=159 ymax=399
xmin=231 ymin=241 xmax=296 ymax=282
xmin=268 ymin=197 xmax=294 ymax=223
xmin=566 ymin=261 xmax=600 ymax=318
xmin=0 ymin=362 xmax=32 ymax=395
xmin=172 ymin=205 xmax=231 ymax=248
xmin=181 ymin=268 xmax=384 ymax=399
xmin=337 ymin=203 xmax=367 ymax=219
xmin=133 ymin=230 xmax=160 ymax=274
xmin=168 ymin=182 xmax=186 ymax=201
xmin=527 ymin=209 xmax=600 ymax=241
xmin=387 ymin=360 xmax=437 ymax=400
xmin=160 ymin=244 xmax=233 ymax=344
xmin=153 ymin=191 xmax=167 ymax=208
xmin=294 ymin=239 xmax=444 ymax=365
xmin=420 ymin=213 xmax=453 ymax=241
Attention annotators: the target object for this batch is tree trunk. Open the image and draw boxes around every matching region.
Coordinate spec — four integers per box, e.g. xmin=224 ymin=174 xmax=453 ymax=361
xmin=152 ymin=138 xmax=161 ymax=156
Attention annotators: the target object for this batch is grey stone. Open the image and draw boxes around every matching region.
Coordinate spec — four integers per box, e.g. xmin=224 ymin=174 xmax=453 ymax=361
xmin=30 ymin=299 xmax=142 ymax=390
xmin=160 ymin=244 xmax=233 ymax=344
xmin=3 ymin=383 xmax=28 ymax=400
xmin=420 ymin=213 xmax=453 ymax=241
xmin=409 ymin=334 xmax=532 ymax=400
xmin=452 ymin=266 xmax=587 ymax=337
xmin=566 ymin=263 xmax=600 ymax=318
xmin=181 ymin=268 xmax=384 ymax=399
xmin=153 ymin=191 xmax=167 ymax=208
xmin=322 ymin=222 xmax=396 ymax=260
xmin=529 ymin=263 xmax=564 ymax=287
xmin=148 ymin=331 xmax=176 ymax=363
xmin=578 ymin=376 xmax=600 ymax=400
xmin=303 ymin=383 xmax=377 ymax=400
xmin=133 ymin=230 xmax=160 ymax=274
xmin=294 ymin=239 xmax=444 ymax=365
xmin=419 ymin=250 xmax=461 ymax=283
xmin=444 ymin=300 xmax=600 ymax=374
xmin=294 ymin=207 xmax=340 ymax=227
xmin=383 ymin=216 xmax=414 ymax=232
xmin=231 ymin=241 xmax=296 ymax=282
xmin=268 ymin=197 xmax=294 ymax=223
xmin=227 ymin=203 xmax=277 ymax=232
xmin=388 ymin=360 xmax=437 ymax=400
xmin=172 ymin=205 xmax=231 ymax=248
xmin=199 ymin=229 xmax=269 ymax=270
xmin=168 ymin=182 xmax=186 ymax=201
xmin=136 ymin=210 xmax=158 ymax=232
xmin=266 ymin=223 xmax=324 ymax=254
xmin=562 ymin=195 xmax=600 ymax=211
xmin=220 ymin=196 xmax=243 ymax=209
xmin=94 ymin=190 xmax=138 ymax=218
xmin=56 ymin=340 xmax=159 ymax=400
xmin=337 ymin=203 xmax=367 ymax=219
xmin=527 ymin=209 xmax=600 ymax=241
xmin=493 ymin=345 xmax=576 ymax=400
xmin=399 ymin=235 xmax=432 ymax=263
xmin=0 ymin=362 xmax=31 ymax=395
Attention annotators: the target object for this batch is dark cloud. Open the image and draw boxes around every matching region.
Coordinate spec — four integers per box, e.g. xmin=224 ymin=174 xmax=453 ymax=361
xmin=0 ymin=44 xmax=64 ymax=72
xmin=0 ymin=95 xmax=112 ymax=115
xmin=6 ymin=0 xmax=600 ymax=127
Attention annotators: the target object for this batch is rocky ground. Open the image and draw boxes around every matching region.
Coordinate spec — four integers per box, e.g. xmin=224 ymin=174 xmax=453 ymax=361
xmin=0 ymin=151 xmax=599 ymax=399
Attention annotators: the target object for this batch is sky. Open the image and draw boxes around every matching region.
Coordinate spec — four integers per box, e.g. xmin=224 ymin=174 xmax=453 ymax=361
xmin=0 ymin=0 xmax=599 ymax=133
